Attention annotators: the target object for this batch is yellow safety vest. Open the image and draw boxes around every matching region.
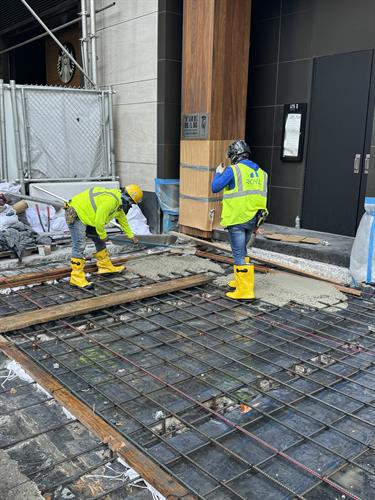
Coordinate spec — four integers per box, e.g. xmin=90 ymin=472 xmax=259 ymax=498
xmin=221 ymin=162 xmax=268 ymax=227
xmin=70 ymin=187 xmax=133 ymax=240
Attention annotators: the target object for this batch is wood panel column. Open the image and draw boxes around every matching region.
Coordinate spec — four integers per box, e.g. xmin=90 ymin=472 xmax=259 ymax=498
xmin=179 ymin=0 xmax=251 ymax=237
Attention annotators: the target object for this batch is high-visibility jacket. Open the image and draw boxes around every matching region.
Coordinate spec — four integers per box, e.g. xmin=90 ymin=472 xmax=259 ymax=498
xmin=221 ymin=162 xmax=268 ymax=227
xmin=70 ymin=187 xmax=134 ymax=240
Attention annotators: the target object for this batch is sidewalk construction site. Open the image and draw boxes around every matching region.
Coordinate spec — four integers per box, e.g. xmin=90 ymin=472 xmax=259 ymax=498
xmin=0 ymin=205 xmax=375 ymax=499
xmin=1 ymin=1 xmax=375 ymax=497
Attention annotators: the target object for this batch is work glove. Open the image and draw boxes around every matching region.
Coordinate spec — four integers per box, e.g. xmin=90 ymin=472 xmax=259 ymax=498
xmin=216 ymin=163 xmax=225 ymax=174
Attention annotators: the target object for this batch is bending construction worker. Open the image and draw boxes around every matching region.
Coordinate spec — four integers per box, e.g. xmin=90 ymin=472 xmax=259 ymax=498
xmin=65 ymin=185 xmax=142 ymax=288
xmin=211 ymin=140 xmax=268 ymax=300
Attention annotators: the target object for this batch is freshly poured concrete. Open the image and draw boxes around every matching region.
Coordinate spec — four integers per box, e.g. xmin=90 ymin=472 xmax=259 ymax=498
xmin=215 ymin=271 xmax=347 ymax=309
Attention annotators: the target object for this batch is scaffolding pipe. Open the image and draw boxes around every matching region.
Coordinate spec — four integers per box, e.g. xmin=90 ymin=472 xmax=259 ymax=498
xmin=0 ymin=3 xmax=116 ymax=57
xmin=19 ymin=0 xmax=95 ymax=87
xmin=80 ymin=0 xmax=89 ymax=88
xmin=0 ymin=80 xmax=7 ymax=180
xmin=89 ymin=0 xmax=98 ymax=87
xmin=0 ymin=18 xmax=78 ymax=56
xmin=108 ymin=88 xmax=116 ymax=180
xmin=10 ymin=81 xmax=24 ymax=193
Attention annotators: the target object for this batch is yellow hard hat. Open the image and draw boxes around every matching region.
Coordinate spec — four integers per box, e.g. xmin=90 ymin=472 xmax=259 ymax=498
xmin=124 ymin=184 xmax=143 ymax=204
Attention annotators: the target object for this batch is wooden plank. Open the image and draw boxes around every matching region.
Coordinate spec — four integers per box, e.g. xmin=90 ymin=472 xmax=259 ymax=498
xmin=301 ymin=237 xmax=321 ymax=245
xmin=172 ymin=232 xmax=361 ymax=296
xmin=0 ymin=274 xmax=213 ymax=334
xmin=0 ymin=337 xmax=195 ymax=500
xmin=195 ymin=249 xmax=270 ymax=274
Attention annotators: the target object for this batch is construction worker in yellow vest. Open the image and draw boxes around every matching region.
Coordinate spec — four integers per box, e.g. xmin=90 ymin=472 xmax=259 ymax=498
xmin=211 ymin=140 xmax=268 ymax=300
xmin=65 ymin=184 xmax=143 ymax=288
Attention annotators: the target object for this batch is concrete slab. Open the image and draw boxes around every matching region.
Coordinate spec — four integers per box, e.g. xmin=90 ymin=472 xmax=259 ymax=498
xmin=214 ymin=224 xmax=354 ymax=267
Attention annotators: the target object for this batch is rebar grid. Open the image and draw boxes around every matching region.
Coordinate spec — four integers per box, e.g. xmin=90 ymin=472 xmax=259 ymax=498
xmin=2 ymin=276 xmax=371 ymax=494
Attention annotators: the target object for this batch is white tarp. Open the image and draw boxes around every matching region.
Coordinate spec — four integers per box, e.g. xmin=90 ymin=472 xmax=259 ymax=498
xmin=350 ymin=197 xmax=375 ymax=284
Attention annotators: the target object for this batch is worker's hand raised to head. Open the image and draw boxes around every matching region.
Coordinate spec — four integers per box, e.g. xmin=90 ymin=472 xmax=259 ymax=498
xmin=132 ymin=236 xmax=139 ymax=245
xmin=216 ymin=163 xmax=225 ymax=174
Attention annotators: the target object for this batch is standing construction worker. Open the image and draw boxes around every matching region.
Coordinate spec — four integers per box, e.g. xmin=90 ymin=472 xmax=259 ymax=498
xmin=65 ymin=185 xmax=142 ymax=288
xmin=211 ymin=140 xmax=268 ymax=300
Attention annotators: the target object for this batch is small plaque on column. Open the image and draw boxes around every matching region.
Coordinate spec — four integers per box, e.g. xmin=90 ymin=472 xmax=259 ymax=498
xmin=182 ymin=113 xmax=209 ymax=139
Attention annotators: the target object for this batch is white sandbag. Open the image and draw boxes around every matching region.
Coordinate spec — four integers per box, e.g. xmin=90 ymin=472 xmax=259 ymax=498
xmin=127 ymin=205 xmax=151 ymax=235
xmin=26 ymin=203 xmax=68 ymax=234
xmin=350 ymin=197 xmax=375 ymax=284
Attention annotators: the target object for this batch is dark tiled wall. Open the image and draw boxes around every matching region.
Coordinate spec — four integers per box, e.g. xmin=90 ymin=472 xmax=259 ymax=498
xmin=247 ymin=0 xmax=375 ymax=227
xmin=157 ymin=0 xmax=183 ymax=180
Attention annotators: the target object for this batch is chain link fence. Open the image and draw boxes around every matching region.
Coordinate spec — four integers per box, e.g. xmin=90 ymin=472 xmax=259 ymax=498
xmin=0 ymin=82 xmax=115 ymax=191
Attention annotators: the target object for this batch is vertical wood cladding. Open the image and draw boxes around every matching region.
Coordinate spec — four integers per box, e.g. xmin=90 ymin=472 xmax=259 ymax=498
xmin=179 ymin=0 xmax=251 ymax=234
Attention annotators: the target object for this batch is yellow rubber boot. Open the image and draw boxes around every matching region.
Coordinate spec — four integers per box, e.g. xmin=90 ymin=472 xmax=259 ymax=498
xmin=226 ymin=265 xmax=255 ymax=300
xmin=228 ymin=257 xmax=250 ymax=288
xmin=70 ymin=258 xmax=93 ymax=288
xmin=95 ymin=248 xmax=125 ymax=274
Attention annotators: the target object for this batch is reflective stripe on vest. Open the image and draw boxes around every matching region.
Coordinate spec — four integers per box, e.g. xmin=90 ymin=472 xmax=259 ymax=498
xmin=223 ymin=164 xmax=268 ymax=199
xmin=89 ymin=188 xmax=119 ymax=212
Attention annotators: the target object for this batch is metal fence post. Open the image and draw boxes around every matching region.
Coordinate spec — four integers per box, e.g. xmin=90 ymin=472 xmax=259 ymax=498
xmin=0 ymin=79 xmax=7 ymax=180
xmin=108 ymin=88 xmax=116 ymax=180
xmin=80 ymin=0 xmax=90 ymax=88
xmin=21 ymin=88 xmax=31 ymax=182
xmin=100 ymin=91 xmax=109 ymax=177
xmin=10 ymin=81 xmax=24 ymax=192
xmin=89 ymin=0 xmax=98 ymax=87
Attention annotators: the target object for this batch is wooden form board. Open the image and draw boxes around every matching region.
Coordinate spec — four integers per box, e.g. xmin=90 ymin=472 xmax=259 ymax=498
xmin=180 ymin=139 xmax=230 ymax=231
xmin=264 ymin=233 xmax=321 ymax=245
xmin=0 ymin=274 xmax=213 ymax=334
xmin=170 ymin=232 xmax=361 ymax=296
xmin=0 ymin=337 xmax=194 ymax=499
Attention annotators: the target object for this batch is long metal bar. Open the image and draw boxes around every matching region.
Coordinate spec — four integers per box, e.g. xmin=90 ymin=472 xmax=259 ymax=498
xmin=19 ymin=0 xmax=95 ymax=87
xmin=6 ymin=284 xmax=370 ymax=498
xmin=0 ymin=3 xmax=116 ymax=57
xmin=0 ymin=17 xmax=79 ymax=56
xmin=20 ymin=88 xmax=31 ymax=180
xmin=10 ymin=80 xmax=24 ymax=193
xmin=80 ymin=0 xmax=90 ymax=88
xmin=2 ymin=190 xmax=65 ymax=207
xmin=108 ymin=88 xmax=116 ymax=180
xmin=89 ymin=0 xmax=98 ymax=87
xmin=0 ymin=79 xmax=6 ymax=180
xmin=24 ymin=176 xmax=118 ymax=183
xmin=100 ymin=91 xmax=109 ymax=176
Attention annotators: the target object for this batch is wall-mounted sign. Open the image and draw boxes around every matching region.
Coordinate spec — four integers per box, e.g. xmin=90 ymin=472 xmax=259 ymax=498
xmin=57 ymin=42 xmax=76 ymax=83
xmin=281 ymin=103 xmax=307 ymax=162
xmin=182 ymin=113 xmax=209 ymax=139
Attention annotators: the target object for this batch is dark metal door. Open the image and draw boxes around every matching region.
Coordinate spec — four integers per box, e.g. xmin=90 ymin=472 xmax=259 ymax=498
xmin=302 ymin=50 xmax=373 ymax=236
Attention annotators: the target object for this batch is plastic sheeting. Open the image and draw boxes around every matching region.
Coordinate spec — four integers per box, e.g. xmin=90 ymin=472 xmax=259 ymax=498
xmin=26 ymin=202 xmax=151 ymax=236
xmin=0 ymin=84 xmax=112 ymax=183
xmin=26 ymin=203 xmax=68 ymax=234
xmin=124 ymin=205 xmax=151 ymax=235
xmin=350 ymin=197 xmax=375 ymax=284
